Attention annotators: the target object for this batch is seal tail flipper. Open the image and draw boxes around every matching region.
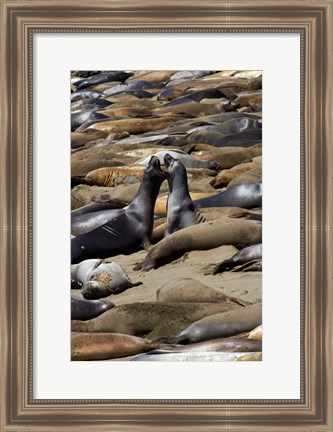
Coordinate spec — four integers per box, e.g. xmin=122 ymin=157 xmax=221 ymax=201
xmin=193 ymin=209 xmax=207 ymax=225
xmin=211 ymin=259 xmax=235 ymax=274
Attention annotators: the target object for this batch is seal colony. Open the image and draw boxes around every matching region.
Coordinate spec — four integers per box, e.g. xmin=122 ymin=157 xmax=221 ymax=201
xmin=70 ymin=70 xmax=263 ymax=361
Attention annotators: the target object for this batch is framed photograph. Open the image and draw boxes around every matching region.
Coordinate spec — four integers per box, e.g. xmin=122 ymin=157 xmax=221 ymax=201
xmin=1 ymin=1 xmax=332 ymax=431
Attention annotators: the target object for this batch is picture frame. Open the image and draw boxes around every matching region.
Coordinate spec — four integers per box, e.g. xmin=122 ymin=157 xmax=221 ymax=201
xmin=1 ymin=0 xmax=332 ymax=431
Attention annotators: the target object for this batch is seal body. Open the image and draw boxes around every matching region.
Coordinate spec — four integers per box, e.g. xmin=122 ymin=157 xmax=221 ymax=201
xmin=71 ymin=156 xmax=166 ymax=264
xmin=135 ymin=218 xmax=262 ymax=271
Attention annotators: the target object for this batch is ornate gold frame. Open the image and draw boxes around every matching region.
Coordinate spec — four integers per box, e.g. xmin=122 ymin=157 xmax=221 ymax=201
xmin=1 ymin=1 xmax=332 ymax=430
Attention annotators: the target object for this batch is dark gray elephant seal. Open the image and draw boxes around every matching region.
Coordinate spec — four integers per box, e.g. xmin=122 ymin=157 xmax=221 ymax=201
xmin=164 ymin=154 xmax=206 ymax=236
xmin=134 ymin=218 xmax=262 ymax=271
xmin=71 ymin=156 xmax=166 ymax=264
xmin=172 ymin=303 xmax=262 ymax=344
xmin=194 ymin=182 xmax=262 ymax=209
xmin=71 ymin=294 xmax=115 ymax=321
xmin=211 ymin=243 xmax=262 ymax=274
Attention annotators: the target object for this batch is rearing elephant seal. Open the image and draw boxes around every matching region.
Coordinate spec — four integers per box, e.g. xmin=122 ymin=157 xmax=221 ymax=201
xmin=164 ymin=153 xmax=206 ymax=237
xmin=134 ymin=218 xmax=262 ymax=271
xmin=71 ymin=156 xmax=166 ymax=264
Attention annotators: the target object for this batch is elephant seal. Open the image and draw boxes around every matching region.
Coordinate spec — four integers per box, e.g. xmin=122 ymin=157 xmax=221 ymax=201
xmin=156 ymin=278 xmax=250 ymax=306
xmin=194 ymin=182 xmax=262 ymax=209
xmin=71 ymin=332 xmax=158 ymax=361
xmin=134 ymin=218 xmax=262 ymax=271
xmin=146 ymin=337 xmax=261 ymax=354
xmin=248 ymin=325 xmax=262 ymax=341
xmin=164 ymin=154 xmax=206 ymax=236
xmin=211 ymin=157 xmax=262 ymax=188
xmin=214 ymin=129 xmax=262 ymax=148
xmin=132 ymin=352 xmax=251 ymax=362
xmin=71 ymin=294 xmax=115 ymax=321
xmin=71 ymin=90 xmax=103 ymax=101
xmin=71 ymin=302 xmax=242 ymax=339
xmin=71 ymin=259 xmax=142 ymax=298
xmin=171 ymin=303 xmax=262 ymax=344
xmin=71 ymin=156 xmax=166 ymax=264
xmin=227 ymin=167 xmax=262 ymax=189
xmin=237 ymin=352 xmax=262 ymax=361
xmin=74 ymin=71 xmax=133 ymax=90
xmin=71 ymin=111 xmax=109 ymax=131
xmin=211 ymin=243 xmax=262 ymax=274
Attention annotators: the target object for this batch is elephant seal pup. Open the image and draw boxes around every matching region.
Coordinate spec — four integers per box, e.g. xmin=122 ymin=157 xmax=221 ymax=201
xmin=71 ymin=156 xmax=166 ymax=264
xmin=156 ymin=278 xmax=250 ymax=306
xmin=71 ymin=302 xmax=241 ymax=338
xmin=171 ymin=303 xmax=262 ymax=344
xmin=134 ymin=218 xmax=262 ymax=272
xmin=194 ymin=182 xmax=262 ymax=209
xmin=71 ymin=294 xmax=115 ymax=321
xmin=71 ymin=332 xmax=158 ymax=361
xmin=164 ymin=154 xmax=206 ymax=236
xmin=211 ymin=243 xmax=262 ymax=274
xmin=71 ymin=259 xmax=142 ymax=298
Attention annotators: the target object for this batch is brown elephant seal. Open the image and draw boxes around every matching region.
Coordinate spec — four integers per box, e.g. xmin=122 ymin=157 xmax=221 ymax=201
xmin=85 ymin=115 xmax=180 ymax=135
xmin=193 ymin=144 xmax=262 ymax=169
xmin=237 ymin=352 xmax=262 ymax=361
xmin=71 ymin=259 xmax=142 ymax=298
xmin=170 ymin=303 xmax=262 ymax=344
xmin=71 ymin=294 xmax=115 ymax=321
xmin=71 ymin=156 xmax=166 ymax=264
xmin=71 ymin=332 xmax=158 ymax=361
xmin=227 ymin=167 xmax=262 ymax=189
xmin=211 ymin=243 xmax=262 ymax=274
xmin=211 ymin=157 xmax=262 ymax=188
xmin=164 ymin=154 xmax=206 ymax=236
xmin=156 ymin=278 xmax=250 ymax=306
xmin=248 ymin=325 xmax=262 ymax=341
xmin=85 ymin=166 xmax=146 ymax=187
xmin=134 ymin=218 xmax=262 ymax=271
xmin=71 ymin=302 xmax=242 ymax=339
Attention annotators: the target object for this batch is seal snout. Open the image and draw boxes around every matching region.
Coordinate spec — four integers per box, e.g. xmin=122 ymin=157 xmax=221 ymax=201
xmin=163 ymin=153 xmax=176 ymax=172
xmin=149 ymin=155 xmax=167 ymax=177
